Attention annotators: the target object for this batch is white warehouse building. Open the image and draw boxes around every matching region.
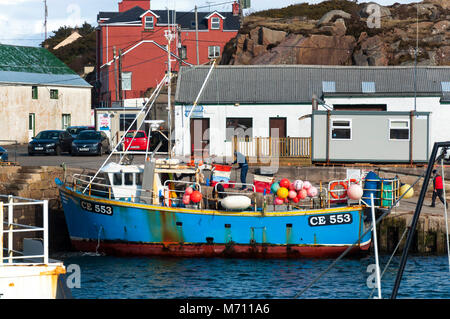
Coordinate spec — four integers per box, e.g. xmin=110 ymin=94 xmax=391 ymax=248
xmin=174 ymin=65 xmax=450 ymax=164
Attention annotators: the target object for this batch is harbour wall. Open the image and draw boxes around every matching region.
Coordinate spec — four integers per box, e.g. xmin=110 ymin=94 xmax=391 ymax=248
xmin=0 ymin=165 xmax=449 ymax=255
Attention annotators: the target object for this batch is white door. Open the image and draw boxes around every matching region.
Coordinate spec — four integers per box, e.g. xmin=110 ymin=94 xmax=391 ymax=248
xmin=28 ymin=113 xmax=35 ymax=141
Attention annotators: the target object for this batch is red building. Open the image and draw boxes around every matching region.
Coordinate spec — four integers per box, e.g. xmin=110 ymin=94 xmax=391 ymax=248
xmin=96 ymin=0 xmax=240 ymax=107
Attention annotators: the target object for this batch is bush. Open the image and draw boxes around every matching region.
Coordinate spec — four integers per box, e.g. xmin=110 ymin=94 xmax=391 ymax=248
xmin=250 ymin=0 xmax=360 ymax=20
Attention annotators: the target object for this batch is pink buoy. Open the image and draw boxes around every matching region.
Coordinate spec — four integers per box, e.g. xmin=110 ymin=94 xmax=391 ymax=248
xmin=288 ymin=190 xmax=297 ymax=199
xmin=307 ymin=186 xmax=318 ymax=197
xmin=347 ymin=184 xmax=363 ymax=200
xmin=293 ymin=180 xmax=303 ymax=191
xmin=302 ymin=181 xmax=312 ymax=190
xmin=274 ymin=197 xmax=284 ymax=205
xmin=185 ymin=187 xmax=194 ymax=195
xmin=182 ymin=194 xmax=190 ymax=205
xmin=297 ymin=189 xmax=307 ymax=200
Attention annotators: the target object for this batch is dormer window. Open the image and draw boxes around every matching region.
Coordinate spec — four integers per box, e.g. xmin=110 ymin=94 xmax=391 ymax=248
xmin=144 ymin=16 xmax=154 ymax=29
xmin=211 ymin=17 xmax=220 ymax=30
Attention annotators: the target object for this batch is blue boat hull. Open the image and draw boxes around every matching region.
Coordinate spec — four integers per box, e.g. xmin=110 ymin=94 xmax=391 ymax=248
xmin=59 ymin=186 xmax=372 ymax=258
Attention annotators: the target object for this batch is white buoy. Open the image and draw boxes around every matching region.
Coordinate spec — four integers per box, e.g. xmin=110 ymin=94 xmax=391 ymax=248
xmin=221 ymin=196 xmax=251 ymax=210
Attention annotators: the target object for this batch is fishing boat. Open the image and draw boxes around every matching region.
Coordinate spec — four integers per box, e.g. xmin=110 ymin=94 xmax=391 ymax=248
xmin=57 ymin=163 xmax=377 ymax=258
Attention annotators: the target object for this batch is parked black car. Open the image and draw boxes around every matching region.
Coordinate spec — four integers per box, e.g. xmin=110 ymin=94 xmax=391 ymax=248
xmin=0 ymin=146 xmax=8 ymax=162
xmin=71 ymin=130 xmax=111 ymax=156
xmin=66 ymin=125 xmax=95 ymax=139
xmin=28 ymin=130 xmax=73 ymax=155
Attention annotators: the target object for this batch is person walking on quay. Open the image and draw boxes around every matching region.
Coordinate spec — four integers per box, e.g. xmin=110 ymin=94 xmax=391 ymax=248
xmin=430 ymin=169 xmax=448 ymax=208
xmin=232 ymin=151 xmax=248 ymax=190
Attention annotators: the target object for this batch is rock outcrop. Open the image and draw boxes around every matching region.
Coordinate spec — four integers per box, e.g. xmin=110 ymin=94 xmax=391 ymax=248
xmin=221 ymin=0 xmax=450 ymax=66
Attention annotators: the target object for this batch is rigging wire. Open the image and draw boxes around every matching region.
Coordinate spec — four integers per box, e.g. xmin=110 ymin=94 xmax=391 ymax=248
xmin=293 ymin=171 xmax=426 ymax=299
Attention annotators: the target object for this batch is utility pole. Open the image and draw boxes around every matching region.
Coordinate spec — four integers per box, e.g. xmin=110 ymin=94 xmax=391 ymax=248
xmin=113 ymin=46 xmax=119 ymax=103
xmin=195 ymin=5 xmax=199 ymax=65
xmin=118 ymin=48 xmax=123 ymax=106
xmin=44 ymin=0 xmax=48 ymax=41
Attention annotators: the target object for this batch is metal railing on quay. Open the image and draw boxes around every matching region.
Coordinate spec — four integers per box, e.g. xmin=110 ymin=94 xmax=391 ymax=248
xmin=0 ymin=195 xmax=48 ymax=265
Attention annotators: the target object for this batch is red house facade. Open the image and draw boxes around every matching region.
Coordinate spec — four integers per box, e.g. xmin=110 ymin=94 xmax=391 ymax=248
xmin=96 ymin=0 xmax=240 ymax=107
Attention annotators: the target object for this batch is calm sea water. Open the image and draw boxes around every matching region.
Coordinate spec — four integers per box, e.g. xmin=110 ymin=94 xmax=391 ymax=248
xmin=60 ymin=254 xmax=450 ymax=299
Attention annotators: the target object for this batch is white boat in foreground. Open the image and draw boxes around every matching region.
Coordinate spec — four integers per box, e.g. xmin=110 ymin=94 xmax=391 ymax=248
xmin=0 ymin=195 xmax=71 ymax=299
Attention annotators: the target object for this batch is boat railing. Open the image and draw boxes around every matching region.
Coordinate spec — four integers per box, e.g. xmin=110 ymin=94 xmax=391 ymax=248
xmin=327 ymin=177 xmax=400 ymax=208
xmin=327 ymin=179 xmax=361 ymax=204
xmin=0 ymin=195 xmax=49 ymax=265
xmin=360 ymin=177 xmax=400 ymax=209
xmin=213 ymin=182 xmax=256 ymax=196
xmin=71 ymin=174 xmax=155 ymax=202
xmin=162 ymin=180 xmax=202 ymax=207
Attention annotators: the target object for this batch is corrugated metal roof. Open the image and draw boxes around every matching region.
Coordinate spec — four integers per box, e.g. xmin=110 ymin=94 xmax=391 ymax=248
xmin=0 ymin=44 xmax=91 ymax=88
xmin=175 ymin=65 xmax=450 ymax=104
xmin=0 ymin=71 xmax=91 ymax=88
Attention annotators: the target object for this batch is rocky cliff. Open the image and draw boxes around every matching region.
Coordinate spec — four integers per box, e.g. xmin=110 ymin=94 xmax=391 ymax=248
xmin=221 ymin=0 xmax=450 ymax=66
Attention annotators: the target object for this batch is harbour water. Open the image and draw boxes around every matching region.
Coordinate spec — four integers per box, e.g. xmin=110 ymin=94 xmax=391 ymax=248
xmin=61 ymin=253 xmax=450 ymax=299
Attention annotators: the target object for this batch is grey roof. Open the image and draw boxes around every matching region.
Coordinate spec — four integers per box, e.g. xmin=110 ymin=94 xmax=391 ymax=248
xmin=175 ymin=65 xmax=450 ymax=104
xmin=0 ymin=44 xmax=91 ymax=88
xmin=0 ymin=71 xmax=91 ymax=88
xmin=100 ymin=6 xmax=240 ymax=30
xmin=97 ymin=11 xmax=120 ymax=21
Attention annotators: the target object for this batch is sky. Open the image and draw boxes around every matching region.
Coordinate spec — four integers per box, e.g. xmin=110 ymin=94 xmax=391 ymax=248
xmin=0 ymin=0 xmax=418 ymax=47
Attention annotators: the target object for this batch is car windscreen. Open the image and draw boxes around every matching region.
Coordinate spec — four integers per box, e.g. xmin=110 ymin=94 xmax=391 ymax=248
xmin=35 ymin=131 xmax=60 ymax=140
xmin=125 ymin=132 xmax=146 ymax=138
xmin=77 ymin=131 xmax=101 ymax=140
xmin=68 ymin=127 xmax=88 ymax=135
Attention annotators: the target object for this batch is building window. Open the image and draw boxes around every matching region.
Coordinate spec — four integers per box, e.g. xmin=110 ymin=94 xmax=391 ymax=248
xmin=389 ymin=120 xmax=409 ymax=140
xmin=208 ymin=46 xmax=220 ymax=58
xmin=331 ymin=119 xmax=351 ymax=140
xmin=226 ymin=118 xmax=253 ymax=141
xmin=62 ymin=114 xmax=71 ymax=130
xmin=50 ymin=89 xmax=58 ymax=99
xmin=119 ymin=114 xmax=137 ymax=131
xmin=211 ymin=17 xmax=220 ymax=30
xmin=362 ymin=81 xmax=376 ymax=93
xmin=322 ymin=81 xmax=336 ymax=93
xmin=144 ymin=16 xmax=154 ymax=29
xmin=32 ymin=86 xmax=38 ymax=99
xmin=121 ymin=72 xmax=132 ymax=91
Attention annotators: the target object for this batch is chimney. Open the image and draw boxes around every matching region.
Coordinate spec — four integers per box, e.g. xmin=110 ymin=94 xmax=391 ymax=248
xmin=232 ymin=1 xmax=240 ymax=16
xmin=118 ymin=0 xmax=150 ymax=13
